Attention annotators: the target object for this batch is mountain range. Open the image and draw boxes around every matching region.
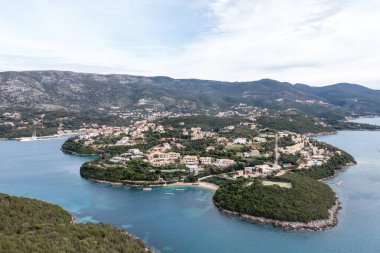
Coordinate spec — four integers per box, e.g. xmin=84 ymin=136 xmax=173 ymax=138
xmin=0 ymin=70 xmax=379 ymax=119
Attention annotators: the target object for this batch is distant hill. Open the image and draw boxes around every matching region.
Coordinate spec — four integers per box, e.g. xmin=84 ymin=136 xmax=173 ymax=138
xmin=294 ymin=83 xmax=380 ymax=117
xmin=0 ymin=70 xmax=379 ymax=118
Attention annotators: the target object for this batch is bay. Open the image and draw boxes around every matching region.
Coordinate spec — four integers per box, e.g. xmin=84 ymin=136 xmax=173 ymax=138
xmin=1 ymin=123 xmax=380 ymax=253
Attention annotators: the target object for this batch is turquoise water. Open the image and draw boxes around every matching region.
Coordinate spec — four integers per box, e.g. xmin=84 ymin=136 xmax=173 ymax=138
xmin=1 ymin=127 xmax=380 ymax=252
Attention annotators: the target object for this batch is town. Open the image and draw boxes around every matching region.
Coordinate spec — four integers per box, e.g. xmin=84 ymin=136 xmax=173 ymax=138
xmin=62 ymin=115 xmax=339 ymax=186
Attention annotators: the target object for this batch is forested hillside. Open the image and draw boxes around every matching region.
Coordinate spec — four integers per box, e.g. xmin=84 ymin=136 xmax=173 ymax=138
xmin=1 ymin=70 xmax=379 ymax=118
xmin=0 ymin=193 xmax=149 ymax=253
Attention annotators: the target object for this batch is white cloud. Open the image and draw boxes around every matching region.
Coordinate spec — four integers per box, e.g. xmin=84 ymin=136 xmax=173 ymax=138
xmin=0 ymin=0 xmax=379 ymax=88
xmin=159 ymin=0 xmax=380 ymax=88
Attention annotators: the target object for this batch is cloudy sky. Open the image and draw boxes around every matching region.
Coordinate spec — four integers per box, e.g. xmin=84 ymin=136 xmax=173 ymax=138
xmin=0 ymin=0 xmax=379 ymax=88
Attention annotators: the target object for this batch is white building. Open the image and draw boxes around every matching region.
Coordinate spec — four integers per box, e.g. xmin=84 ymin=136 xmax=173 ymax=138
xmin=199 ymin=157 xmax=214 ymax=165
xmin=243 ymin=150 xmax=260 ymax=157
xmin=233 ymin=138 xmax=248 ymax=145
xmin=254 ymin=137 xmax=267 ymax=143
xmin=182 ymin=155 xmax=199 ymax=165
xmin=214 ymin=159 xmax=235 ymax=168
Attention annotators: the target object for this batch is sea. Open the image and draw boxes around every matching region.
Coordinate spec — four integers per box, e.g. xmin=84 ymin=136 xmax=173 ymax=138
xmin=0 ymin=117 xmax=380 ymax=253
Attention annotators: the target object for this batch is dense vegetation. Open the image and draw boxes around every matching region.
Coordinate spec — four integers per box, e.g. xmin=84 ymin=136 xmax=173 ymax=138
xmin=81 ymin=160 xmax=160 ymax=183
xmin=62 ymin=137 xmax=98 ymax=155
xmin=0 ymin=126 xmax=58 ymax=139
xmin=293 ymin=150 xmax=355 ymax=180
xmin=80 ymin=159 xmax=191 ymax=184
xmin=328 ymin=120 xmax=380 ymax=131
xmin=0 ymin=107 xmax=130 ymax=139
xmin=159 ymin=115 xmax=246 ymax=131
xmin=295 ymin=82 xmax=380 ymax=116
xmin=256 ymin=114 xmax=336 ymax=134
xmin=213 ymin=173 xmax=336 ymax=222
xmin=4 ymin=71 xmax=380 ymax=118
xmin=0 ymin=193 xmax=149 ymax=253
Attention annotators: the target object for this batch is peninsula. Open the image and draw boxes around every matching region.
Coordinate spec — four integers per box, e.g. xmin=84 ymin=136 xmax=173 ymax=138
xmin=61 ymin=115 xmax=355 ymax=230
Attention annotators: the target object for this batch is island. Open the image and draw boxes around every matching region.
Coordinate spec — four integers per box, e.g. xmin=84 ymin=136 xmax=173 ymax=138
xmin=0 ymin=193 xmax=150 ymax=253
xmin=60 ymin=115 xmax=356 ymax=230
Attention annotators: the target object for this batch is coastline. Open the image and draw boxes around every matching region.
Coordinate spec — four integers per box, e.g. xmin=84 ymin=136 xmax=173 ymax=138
xmin=213 ymin=159 xmax=356 ymax=231
xmin=60 ymin=148 xmax=100 ymax=157
xmin=67 ymin=130 xmax=353 ymax=231
xmin=214 ymin=199 xmax=341 ymax=231
xmin=318 ymin=162 xmax=356 ymax=181
xmin=166 ymin=181 xmax=219 ymax=191
xmin=306 ymin=131 xmax=337 ymax=137
xmin=87 ymin=177 xmax=219 ymax=191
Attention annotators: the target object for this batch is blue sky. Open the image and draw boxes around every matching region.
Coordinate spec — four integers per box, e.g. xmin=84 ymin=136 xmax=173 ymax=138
xmin=0 ymin=0 xmax=379 ymax=88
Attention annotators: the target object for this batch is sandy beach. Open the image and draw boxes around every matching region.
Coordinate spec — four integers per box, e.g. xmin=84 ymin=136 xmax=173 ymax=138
xmin=87 ymin=177 xmax=219 ymax=191
xmin=166 ymin=181 xmax=219 ymax=191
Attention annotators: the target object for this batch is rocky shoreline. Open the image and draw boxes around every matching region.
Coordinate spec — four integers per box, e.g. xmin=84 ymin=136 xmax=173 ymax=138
xmin=318 ymin=162 xmax=356 ymax=181
xmin=214 ymin=199 xmax=341 ymax=231
xmin=60 ymin=147 xmax=99 ymax=157
xmin=306 ymin=131 xmax=337 ymax=137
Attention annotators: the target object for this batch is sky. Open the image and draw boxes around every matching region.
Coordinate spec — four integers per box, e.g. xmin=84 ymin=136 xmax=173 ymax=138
xmin=0 ymin=0 xmax=379 ymax=88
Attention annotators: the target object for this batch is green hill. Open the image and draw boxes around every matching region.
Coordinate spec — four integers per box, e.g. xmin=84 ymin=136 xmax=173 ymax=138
xmin=213 ymin=173 xmax=336 ymax=223
xmin=0 ymin=193 xmax=149 ymax=253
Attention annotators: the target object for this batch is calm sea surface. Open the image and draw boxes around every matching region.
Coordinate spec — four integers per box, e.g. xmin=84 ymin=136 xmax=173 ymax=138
xmin=1 ymin=120 xmax=380 ymax=253
xmin=349 ymin=117 xmax=380 ymax=126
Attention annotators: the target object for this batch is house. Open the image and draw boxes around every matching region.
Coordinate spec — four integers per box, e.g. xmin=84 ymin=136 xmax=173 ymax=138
xmin=233 ymin=138 xmax=247 ymax=145
xmin=205 ymin=146 xmax=215 ymax=152
xmin=84 ymin=139 xmax=95 ymax=146
xmin=150 ymin=143 xmax=171 ymax=153
xmin=110 ymin=156 xmax=129 ymax=163
xmin=128 ymin=148 xmax=143 ymax=156
xmin=131 ymin=155 xmax=144 ymax=160
xmin=199 ymin=157 xmax=214 ymax=165
xmin=243 ymin=150 xmax=260 ymax=157
xmin=156 ymin=125 xmax=165 ymax=133
xmin=188 ymin=165 xmax=200 ymax=175
xmin=244 ymin=167 xmax=254 ymax=175
xmin=216 ymin=137 xmax=229 ymax=144
xmin=182 ymin=155 xmax=199 ymax=165
xmin=255 ymin=164 xmax=280 ymax=175
xmin=146 ymin=152 xmax=180 ymax=167
xmin=253 ymin=137 xmax=267 ymax=143
xmin=116 ymin=136 xmax=130 ymax=145
xmin=311 ymin=155 xmax=325 ymax=161
xmin=307 ymin=160 xmax=323 ymax=167
xmin=284 ymin=142 xmax=304 ymax=155
xmin=214 ymin=159 xmax=235 ymax=168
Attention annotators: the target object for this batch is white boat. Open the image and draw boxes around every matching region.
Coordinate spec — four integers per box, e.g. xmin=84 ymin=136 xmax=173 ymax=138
xmin=165 ymin=192 xmax=174 ymax=195
xmin=176 ymin=188 xmax=185 ymax=191
xmin=142 ymin=187 xmax=152 ymax=191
